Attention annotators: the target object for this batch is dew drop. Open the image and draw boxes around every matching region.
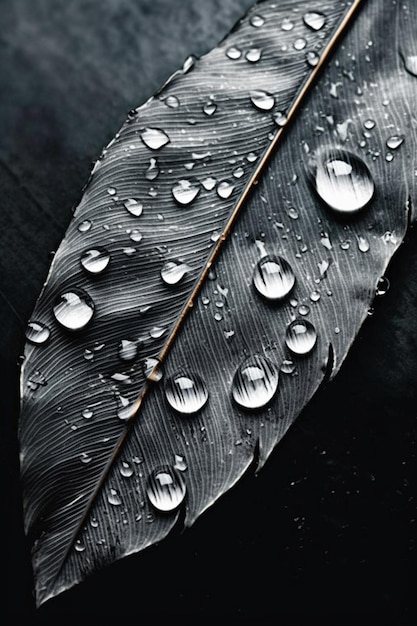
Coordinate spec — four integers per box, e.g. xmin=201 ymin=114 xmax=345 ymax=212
xmin=246 ymin=48 xmax=262 ymax=63
xmin=281 ymin=17 xmax=294 ymax=31
xmin=250 ymin=14 xmax=265 ymax=28
xmin=294 ymin=38 xmax=307 ymax=51
xmin=145 ymin=158 xmax=159 ymax=181
xmin=310 ymin=290 xmax=321 ymax=302
xmin=130 ymin=229 xmax=143 ymax=243
xmin=25 ymin=321 xmax=50 ymax=345
xmin=250 ymin=90 xmax=275 ymax=111
xmin=280 ymin=359 xmax=296 ymax=375
xmin=285 ymin=319 xmax=317 ymax=355
xmin=357 ymin=235 xmax=370 ymax=253
xmin=78 ymin=220 xmax=92 ymax=233
xmin=74 ymin=540 xmax=86 ymax=552
xmin=53 ymin=289 xmax=94 ymax=331
xmin=107 ymin=488 xmax=122 ymax=506
xmin=311 ymin=149 xmax=374 ymax=214
xmin=386 ymin=135 xmax=404 ymax=150
xmin=118 ymin=339 xmax=138 ymax=361
xmin=298 ymin=304 xmax=310 ymax=316
xmin=165 ymin=373 xmax=208 ymax=415
xmin=217 ymin=180 xmax=235 ymax=199
xmin=253 ymin=255 xmax=295 ymax=301
xmin=364 ymin=119 xmax=376 ymax=130
xmin=80 ymin=248 xmax=110 ymax=275
xmin=303 ymin=11 xmax=326 ymax=31
xmin=140 ymin=127 xmax=170 ymax=150
xmin=147 ymin=466 xmax=186 ymax=513
xmin=306 ymin=51 xmax=320 ymax=67
xmin=202 ymin=176 xmax=217 ymax=191
xmin=172 ymin=179 xmax=200 ymax=206
xmin=233 ymin=166 xmax=244 ymax=178
xmin=232 ymin=355 xmax=278 ymax=410
xmin=124 ymin=198 xmax=143 ymax=217
xmin=161 ymin=260 xmax=189 ymax=285
xmin=150 ymin=326 xmax=166 ymax=339
xmin=164 ymin=95 xmax=180 ymax=109
xmin=120 ymin=461 xmax=134 ymax=478
xmin=107 ymin=187 xmax=117 ymax=196
xmin=82 ymin=408 xmax=93 ymax=419
xmin=203 ymin=101 xmax=217 ymax=116
xmin=226 ymin=46 xmax=242 ymax=60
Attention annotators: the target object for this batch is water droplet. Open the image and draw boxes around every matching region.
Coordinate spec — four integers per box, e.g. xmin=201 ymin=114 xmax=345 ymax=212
xmin=202 ymin=176 xmax=217 ymax=191
xmin=27 ymin=370 xmax=46 ymax=390
xmin=217 ymin=180 xmax=235 ymax=199
xmin=247 ymin=152 xmax=257 ymax=163
xmin=285 ymin=319 xmax=317 ymax=355
xmin=165 ymin=373 xmax=208 ymax=415
xmin=250 ymin=90 xmax=275 ymax=111
xmin=386 ymin=135 xmax=404 ymax=150
xmin=150 ymin=326 xmax=166 ymax=339
xmin=78 ymin=220 xmax=92 ymax=233
xmin=164 ymin=95 xmax=180 ymax=109
xmin=118 ymin=340 xmax=138 ymax=361
xmin=226 ymin=46 xmax=242 ymax=60
xmin=80 ymin=248 xmax=110 ymax=275
xmin=233 ymin=166 xmax=244 ymax=178
xmin=400 ymin=52 xmax=417 ymax=77
xmin=376 ymin=276 xmax=390 ymax=296
xmin=147 ymin=466 xmax=186 ymax=513
xmin=107 ymin=488 xmax=122 ymax=506
xmin=280 ymin=359 xmax=296 ymax=374
xmin=145 ymin=158 xmax=159 ymax=180
xmin=25 ymin=321 xmax=50 ymax=345
xmin=130 ymin=229 xmax=143 ymax=243
xmin=172 ymin=180 xmax=200 ymax=206
xmin=281 ymin=17 xmax=294 ymax=31
xmin=288 ymin=207 xmax=299 ymax=220
xmin=320 ymin=232 xmax=332 ymax=250
xmin=124 ymin=198 xmax=143 ymax=217
xmin=53 ymin=289 xmax=94 ymax=331
xmin=174 ymin=454 xmax=187 ymax=472
xmin=306 ymin=51 xmax=320 ymax=67
xmin=303 ymin=11 xmax=326 ymax=31
xmin=80 ymin=452 xmax=92 ymax=465
xmin=364 ymin=119 xmax=376 ymax=130
xmin=294 ymin=38 xmax=307 ymax=51
xmin=143 ymin=357 xmax=163 ymax=382
xmin=311 ymin=149 xmax=374 ymax=214
xmin=246 ymin=48 xmax=262 ymax=63
xmin=74 ymin=540 xmax=86 ymax=552
xmin=310 ymin=290 xmax=321 ymax=302
xmin=232 ymin=355 xmax=279 ymax=410
xmin=203 ymin=101 xmax=217 ymax=116
xmin=253 ymin=255 xmax=295 ymax=301
xmin=298 ymin=304 xmax=310 ymax=316
xmin=120 ymin=461 xmax=134 ymax=478
xmin=250 ymin=14 xmax=265 ymax=28
xmin=161 ymin=260 xmax=189 ymax=285
xmin=107 ymin=187 xmax=117 ymax=196
xmin=357 ymin=235 xmax=370 ymax=253
xmin=274 ymin=111 xmax=288 ymax=127
xmin=140 ymin=127 xmax=170 ymax=150
xmin=82 ymin=408 xmax=93 ymax=419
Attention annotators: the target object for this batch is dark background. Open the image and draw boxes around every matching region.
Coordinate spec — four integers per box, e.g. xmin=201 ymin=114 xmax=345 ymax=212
xmin=2 ymin=1 xmax=416 ymax=625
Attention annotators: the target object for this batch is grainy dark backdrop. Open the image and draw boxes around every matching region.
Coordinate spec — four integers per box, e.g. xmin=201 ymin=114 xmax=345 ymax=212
xmin=2 ymin=1 xmax=416 ymax=625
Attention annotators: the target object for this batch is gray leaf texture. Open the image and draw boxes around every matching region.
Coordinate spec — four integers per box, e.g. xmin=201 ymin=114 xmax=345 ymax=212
xmin=18 ymin=0 xmax=417 ymax=605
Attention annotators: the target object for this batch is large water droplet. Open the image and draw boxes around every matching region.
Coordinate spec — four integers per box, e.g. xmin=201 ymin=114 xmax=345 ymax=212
xmin=140 ymin=127 xmax=170 ymax=150
xmin=25 ymin=321 xmax=50 ymax=345
xmin=146 ymin=466 xmax=186 ymax=512
xmin=165 ymin=373 xmax=208 ymax=415
xmin=253 ymin=255 xmax=295 ymax=301
xmin=311 ymin=149 xmax=374 ymax=214
xmin=285 ymin=319 xmax=317 ymax=355
xmin=124 ymin=198 xmax=143 ymax=217
xmin=80 ymin=248 xmax=110 ymax=275
xmin=172 ymin=180 xmax=200 ymax=206
xmin=232 ymin=355 xmax=279 ymax=410
xmin=53 ymin=289 xmax=94 ymax=331
xmin=250 ymin=90 xmax=275 ymax=111
xmin=161 ymin=260 xmax=189 ymax=285
xmin=303 ymin=11 xmax=326 ymax=31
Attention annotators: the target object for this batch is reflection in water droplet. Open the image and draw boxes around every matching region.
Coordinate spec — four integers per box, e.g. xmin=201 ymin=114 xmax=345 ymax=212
xmin=285 ymin=319 xmax=317 ymax=355
xmin=118 ymin=340 xmax=138 ymax=361
xmin=246 ymin=48 xmax=262 ymax=63
xmin=161 ymin=260 xmax=189 ymax=285
xmin=303 ymin=11 xmax=326 ymax=31
xmin=311 ymin=149 xmax=374 ymax=214
xmin=124 ymin=198 xmax=143 ymax=217
xmin=165 ymin=373 xmax=208 ymax=414
xmin=232 ymin=355 xmax=279 ymax=410
xmin=253 ymin=255 xmax=295 ymax=301
xmin=386 ymin=135 xmax=404 ymax=150
xmin=26 ymin=321 xmax=50 ymax=345
xmin=80 ymin=248 xmax=110 ymax=275
xmin=141 ymin=127 xmax=170 ymax=150
xmin=145 ymin=158 xmax=159 ymax=181
xmin=172 ymin=180 xmax=200 ymax=206
xmin=78 ymin=220 xmax=92 ymax=233
xmin=146 ymin=466 xmax=186 ymax=512
xmin=376 ymin=276 xmax=390 ymax=296
xmin=203 ymin=101 xmax=217 ymax=116
xmin=217 ymin=180 xmax=235 ymax=199
xmin=250 ymin=14 xmax=265 ymax=28
xmin=226 ymin=47 xmax=242 ymax=60
xmin=53 ymin=289 xmax=94 ymax=331
xmin=306 ymin=51 xmax=320 ymax=67
xmin=107 ymin=488 xmax=122 ymax=506
xmin=250 ymin=90 xmax=275 ymax=111
xmin=280 ymin=359 xmax=296 ymax=374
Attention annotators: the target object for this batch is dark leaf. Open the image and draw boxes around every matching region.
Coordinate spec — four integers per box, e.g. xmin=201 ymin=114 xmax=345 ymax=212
xmin=16 ymin=0 xmax=417 ymax=608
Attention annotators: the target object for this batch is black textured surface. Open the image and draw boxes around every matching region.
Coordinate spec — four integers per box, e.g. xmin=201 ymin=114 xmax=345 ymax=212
xmin=2 ymin=1 xmax=417 ymax=625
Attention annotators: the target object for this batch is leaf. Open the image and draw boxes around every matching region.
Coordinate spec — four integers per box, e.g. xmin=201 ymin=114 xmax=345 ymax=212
xmin=18 ymin=0 xmax=416 ymax=607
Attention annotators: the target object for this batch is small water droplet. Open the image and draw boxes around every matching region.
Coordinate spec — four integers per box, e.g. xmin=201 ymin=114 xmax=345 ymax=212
xmin=320 ymin=232 xmax=332 ymax=250
xmin=253 ymin=255 xmax=295 ymax=301
xmin=250 ymin=90 xmax=275 ymax=111
xmin=233 ymin=166 xmax=244 ymax=178
xmin=311 ymin=149 xmax=374 ymax=214
xmin=80 ymin=248 xmax=110 ymax=275
xmin=285 ymin=319 xmax=317 ymax=355
xmin=164 ymin=95 xmax=180 ymax=109
xmin=107 ymin=187 xmax=117 ymax=196
xmin=150 ymin=326 xmax=166 ymax=339
xmin=280 ymin=359 xmax=296 ymax=374
xmin=124 ymin=198 xmax=143 ymax=217
xmin=306 ymin=51 xmax=320 ymax=67
xmin=226 ymin=46 xmax=242 ymax=60
xmin=232 ymin=355 xmax=279 ymax=410
xmin=129 ymin=229 xmax=143 ymax=243
xmin=174 ymin=454 xmax=187 ymax=472
xmin=364 ymin=119 xmax=376 ymax=130
xmin=53 ymin=289 xmax=94 ymax=331
xmin=203 ymin=101 xmax=217 ymax=116
xmin=78 ymin=220 xmax=92 ymax=233
xmin=172 ymin=179 xmax=200 ymax=206
xmin=107 ymin=488 xmax=122 ymax=506
xmin=202 ymin=176 xmax=217 ymax=191
xmin=141 ymin=127 xmax=170 ymax=150
xmin=400 ymin=52 xmax=417 ymax=77
xmin=386 ymin=135 xmax=404 ymax=150
xmin=298 ymin=304 xmax=310 ymax=316
xmin=281 ymin=17 xmax=294 ymax=31
xmin=143 ymin=357 xmax=163 ymax=382
xmin=145 ymin=158 xmax=159 ymax=181
xmin=303 ymin=11 xmax=326 ymax=31
xmin=74 ymin=539 xmax=86 ymax=552
xmin=357 ymin=235 xmax=370 ymax=253
xmin=161 ymin=260 xmax=189 ymax=285
xmin=376 ymin=276 xmax=390 ymax=296
xmin=118 ymin=339 xmax=138 ymax=361
xmin=310 ymin=290 xmax=321 ymax=302
xmin=294 ymin=38 xmax=307 ymax=51
xmin=82 ymin=408 xmax=93 ymax=419
xmin=288 ymin=207 xmax=299 ymax=220
xmin=217 ymin=180 xmax=235 ymax=199
xmin=165 ymin=373 xmax=208 ymax=415
xmin=385 ymin=152 xmax=394 ymax=163
xmin=246 ymin=48 xmax=262 ymax=63
xmin=120 ymin=461 xmax=134 ymax=478
xmin=250 ymin=14 xmax=265 ymax=28
xmin=274 ymin=111 xmax=288 ymax=127
xmin=25 ymin=321 xmax=50 ymax=345
xmin=247 ymin=152 xmax=257 ymax=163
xmin=147 ymin=466 xmax=186 ymax=512
xmin=80 ymin=452 xmax=92 ymax=464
